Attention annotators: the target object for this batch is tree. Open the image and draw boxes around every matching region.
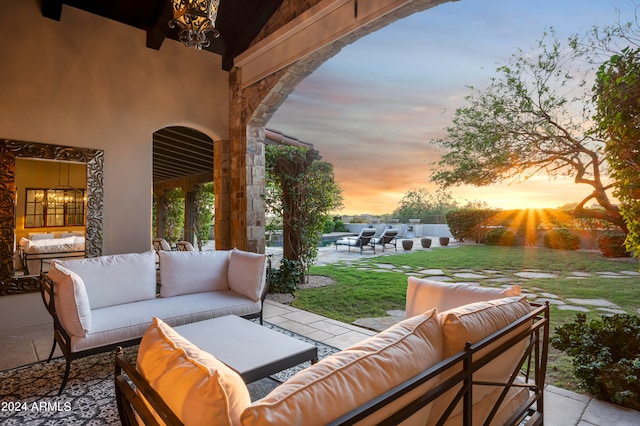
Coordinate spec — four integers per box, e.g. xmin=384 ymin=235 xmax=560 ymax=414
xmin=162 ymin=188 xmax=185 ymax=245
xmin=392 ymin=188 xmax=459 ymax=222
xmin=265 ymin=144 xmax=343 ymax=280
xmin=193 ymin=182 xmax=214 ymax=250
xmin=594 ymin=46 xmax=640 ymax=258
xmin=430 ymin=28 xmax=629 ymax=232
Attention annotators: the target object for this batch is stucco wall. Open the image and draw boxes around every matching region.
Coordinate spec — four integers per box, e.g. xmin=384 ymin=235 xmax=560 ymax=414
xmin=0 ymin=2 xmax=229 ymax=255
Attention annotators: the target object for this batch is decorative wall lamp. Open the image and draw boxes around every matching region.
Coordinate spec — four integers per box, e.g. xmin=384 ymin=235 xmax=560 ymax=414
xmin=169 ymin=0 xmax=221 ymax=49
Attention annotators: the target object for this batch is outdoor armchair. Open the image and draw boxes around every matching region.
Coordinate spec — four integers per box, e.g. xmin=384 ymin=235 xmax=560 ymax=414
xmin=335 ymin=228 xmax=377 ymax=254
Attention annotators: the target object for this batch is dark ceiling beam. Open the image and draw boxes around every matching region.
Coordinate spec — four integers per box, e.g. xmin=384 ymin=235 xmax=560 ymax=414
xmin=42 ymin=0 xmax=64 ymax=21
xmin=221 ymin=0 xmax=284 ymax=70
xmin=146 ymin=0 xmax=173 ymax=50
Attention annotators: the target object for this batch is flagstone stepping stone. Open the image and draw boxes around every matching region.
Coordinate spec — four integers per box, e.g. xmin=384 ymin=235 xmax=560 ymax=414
xmin=539 ymin=292 xmax=560 ymax=299
xmin=514 ymin=272 xmax=558 ymax=279
xmin=373 ymin=269 xmax=395 ymax=273
xmin=597 ymin=307 xmax=627 ymax=315
xmin=373 ymin=264 xmax=396 ymax=269
xmin=621 ymin=270 xmax=640 ymax=276
xmin=401 ymin=265 xmax=412 ymax=269
xmin=524 ymin=294 xmax=538 ymax=300
xmin=596 ymin=272 xmax=627 ymax=277
xmin=557 ymin=305 xmax=590 ymax=312
xmin=566 ymin=298 xmax=620 ymax=308
xmin=535 ymin=298 xmax=566 ymax=305
xmin=489 ymin=277 xmax=515 ymax=283
xmin=418 ymin=269 xmax=445 ymax=275
xmin=571 ymin=272 xmax=592 ymax=277
xmin=482 ymin=270 xmax=500 ymax=274
xmin=453 ymin=272 xmax=487 ymax=279
xmin=424 ymin=275 xmax=453 ymax=282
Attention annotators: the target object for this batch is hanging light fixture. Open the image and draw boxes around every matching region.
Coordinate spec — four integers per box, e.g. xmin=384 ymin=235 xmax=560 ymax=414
xmin=169 ymin=0 xmax=221 ymax=50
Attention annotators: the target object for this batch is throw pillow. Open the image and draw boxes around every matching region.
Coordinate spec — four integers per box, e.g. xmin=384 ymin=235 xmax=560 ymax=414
xmin=137 ymin=317 xmax=251 ymax=426
xmin=241 ymin=309 xmax=443 ymax=426
xmin=159 ymin=250 xmax=231 ymax=297
xmin=405 ymin=276 xmax=521 ymax=317
xmin=54 ymin=251 xmax=157 ymax=309
xmin=46 ymin=264 xmax=92 ymax=337
xmin=227 ymin=249 xmax=267 ymax=302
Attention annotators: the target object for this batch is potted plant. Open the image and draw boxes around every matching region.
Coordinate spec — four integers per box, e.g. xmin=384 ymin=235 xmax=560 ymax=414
xmin=402 ymin=240 xmax=414 ymax=250
xmin=439 ymin=236 xmax=450 ymax=246
xmin=421 ymin=238 xmax=432 ymax=248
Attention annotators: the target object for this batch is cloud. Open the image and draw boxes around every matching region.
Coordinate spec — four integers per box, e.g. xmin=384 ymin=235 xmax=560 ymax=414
xmin=268 ymin=0 xmax=633 ymax=215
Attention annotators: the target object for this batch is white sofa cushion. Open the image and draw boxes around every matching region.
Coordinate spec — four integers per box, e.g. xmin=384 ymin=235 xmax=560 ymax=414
xmin=71 ymin=291 xmax=260 ymax=353
xmin=227 ymin=249 xmax=266 ymax=302
xmin=54 ymin=251 xmax=157 ymax=309
xmin=46 ymin=264 xmax=91 ymax=337
xmin=241 ymin=309 xmax=443 ymax=426
xmin=159 ymin=250 xmax=230 ymax=297
xmin=430 ymin=296 xmax=531 ymax=422
xmin=405 ymin=276 xmax=521 ymax=317
xmin=137 ymin=317 xmax=250 ymax=426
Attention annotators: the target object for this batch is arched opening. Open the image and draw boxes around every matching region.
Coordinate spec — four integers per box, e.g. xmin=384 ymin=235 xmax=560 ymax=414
xmin=152 ymin=126 xmax=214 ymax=249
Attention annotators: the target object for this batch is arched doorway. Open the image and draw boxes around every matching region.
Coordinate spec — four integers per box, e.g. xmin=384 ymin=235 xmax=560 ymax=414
xmin=152 ymin=126 xmax=214 ymax=248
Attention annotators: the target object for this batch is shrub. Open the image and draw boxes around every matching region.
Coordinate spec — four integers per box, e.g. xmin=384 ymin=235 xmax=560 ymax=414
xmin=483 ymin=228 xmax=516 ymax=246
xmin=597 ymin=230 xmax=631 ymax=258
xmin=323 ymin=219 xmax=335 ymax=233
xmin=268 ymin=258 xmax=303 ymax=294
xmin=551 ymin=313 xmax=640 ymax=410
xmin=446 ymin=208 xmax=496 ymax=242
xmin=543 ymin=229 xmax=580 ymax=250
xmin=333 ymin=219 xmax=347 ymax=232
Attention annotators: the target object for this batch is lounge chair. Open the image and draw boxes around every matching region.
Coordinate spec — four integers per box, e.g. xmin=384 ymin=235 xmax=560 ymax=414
xmin=335 ymin=228 xmax=377 ymax=254
xmin=370 ymin=228 xmax=399 ymax=252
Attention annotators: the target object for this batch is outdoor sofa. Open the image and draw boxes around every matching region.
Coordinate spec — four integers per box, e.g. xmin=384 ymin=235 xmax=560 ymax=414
xmin=114 ymin=276 xmax=549 ymax=425
xmin=39 ymin=248 xmax=270 ymax=395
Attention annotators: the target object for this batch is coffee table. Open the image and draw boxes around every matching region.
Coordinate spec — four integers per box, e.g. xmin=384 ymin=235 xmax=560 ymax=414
xmin=172 ymin=315 xmax=318 ymax=383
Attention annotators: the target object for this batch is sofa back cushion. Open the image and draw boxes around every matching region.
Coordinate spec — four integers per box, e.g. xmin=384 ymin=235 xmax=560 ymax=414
xmin=46 ymin=264 xmax=92 ymax=336
xmin=241 ymin=309 xmax=443 ymax=426
xmin=54 ymin=251 xmax=156 ymax=309
xmin=159 ymin=250 xmax=230 ymax=297
xmin=137 ymin=317 xmax=250 ymax=426
xmin=227 ymin=249 xmax=267 ymax=302
xmin=405 ymin=276 xmax=521 ymax=317
xmin=430 ymin=296 xmax=531 ymax=423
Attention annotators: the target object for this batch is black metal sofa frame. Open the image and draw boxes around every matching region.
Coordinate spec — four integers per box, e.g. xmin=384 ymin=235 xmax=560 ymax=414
xmin=114 ymin=302 xmax=549 ymax=426
xmin=39 ymin=258 xmax=271 ymax=396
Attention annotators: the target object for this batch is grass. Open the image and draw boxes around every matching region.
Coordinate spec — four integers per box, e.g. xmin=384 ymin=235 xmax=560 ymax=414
xmin=292 ymin=245 xmax=639 ymax=395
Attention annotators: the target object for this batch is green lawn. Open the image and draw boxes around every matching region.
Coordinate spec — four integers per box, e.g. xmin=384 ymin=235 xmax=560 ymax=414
xmin=292 ymin=245 xmax=640 ymax=394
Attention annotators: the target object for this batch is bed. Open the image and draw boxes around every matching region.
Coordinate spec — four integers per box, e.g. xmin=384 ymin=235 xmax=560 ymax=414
xmin=18 ymin=233 xmax=85 ymax=275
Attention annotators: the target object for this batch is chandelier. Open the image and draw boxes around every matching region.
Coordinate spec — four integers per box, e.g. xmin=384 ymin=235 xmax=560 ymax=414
xmin=169 ymin=0 xmax=221 ymax=50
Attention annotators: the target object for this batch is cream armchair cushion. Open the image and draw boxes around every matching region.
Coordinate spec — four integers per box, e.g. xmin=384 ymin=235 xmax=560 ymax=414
xmin=405 ymin=276 xmax=521 ymax=317
xmin=241 ymin=309 xmax=443 ymax=426
xmin=431 ymin=296 xmax=531 ymax=422
xmin=137 ymin=317 xmax=251 ymax=426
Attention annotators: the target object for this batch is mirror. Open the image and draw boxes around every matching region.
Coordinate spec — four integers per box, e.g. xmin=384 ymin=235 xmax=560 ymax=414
xmin=0 ymin=139 xmax=104 ymax=295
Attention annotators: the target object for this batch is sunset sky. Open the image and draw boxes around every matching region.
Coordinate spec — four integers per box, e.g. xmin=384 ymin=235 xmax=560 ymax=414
xmin=268 ymin=0 xmax=636 ymax=215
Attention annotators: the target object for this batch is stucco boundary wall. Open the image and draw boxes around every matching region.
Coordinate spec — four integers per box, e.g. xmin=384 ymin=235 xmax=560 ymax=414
xmin=344 ymin=224 xmax=453 ymax=239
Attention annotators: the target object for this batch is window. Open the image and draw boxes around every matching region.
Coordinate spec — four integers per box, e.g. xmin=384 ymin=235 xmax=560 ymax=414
xmin=24 ymin=188 xmax=85 ymax=228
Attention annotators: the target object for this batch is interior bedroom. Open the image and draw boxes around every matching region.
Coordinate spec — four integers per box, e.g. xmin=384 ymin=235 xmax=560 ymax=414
xmin=14 ymin=159 xmax=87 ymax=277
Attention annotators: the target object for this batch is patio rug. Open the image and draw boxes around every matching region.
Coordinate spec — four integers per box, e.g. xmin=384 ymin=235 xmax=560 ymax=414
xmin=0 ymin=322 xmax=339 ymax=425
